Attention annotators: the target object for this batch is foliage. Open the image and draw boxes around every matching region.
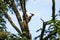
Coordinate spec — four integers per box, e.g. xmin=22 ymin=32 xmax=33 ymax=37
xmin=35 ymin=0 xmax=60 ymax=40
xmin=0 ymin=0 xmax=60 ymax=40
xmin=0 ymin=0 xmax=31 ymax=40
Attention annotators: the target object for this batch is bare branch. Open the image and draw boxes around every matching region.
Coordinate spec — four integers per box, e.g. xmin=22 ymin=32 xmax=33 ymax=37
xmin=52 ymin=0 xmax=55 ymax=20
xmin=19 ymin=0 xmax=29 ymax=32
xmin=19 ymin=0 xmax=32 ymax=40
xmin=10 ymin=0 xmax=23 ymax=31
xmin=40 ymin=22 xmax=47 ymax=40
xmin=20 ymin=0 xmax=28 ymax=23
xmin=4 ymin=12 xmax=21 ymax=35
xmin=40 ymin=18 xmax=44 ymax=22
xmin=20 ymin=0 xmax=26 ymax=14
xmin=20 ymin=0 xmax=34 ymax=23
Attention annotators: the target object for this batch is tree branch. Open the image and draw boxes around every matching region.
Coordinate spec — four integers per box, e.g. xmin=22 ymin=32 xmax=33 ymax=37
xmin=19 ymin=0 xmax=30 ymax=32
xmin=20 ymin=0 xmax=34 ymax=23
xmin=19 ymin=0 xmax=32 ymax=40
xmin=20 ymin=0 xmax=26 ymax=14
xmin=52 ymin=0 xmax=55 ymax=20
xmin=4 ymin=12 xmax=21 ymax=35
xmin=20 ymin=0 xmax=28 ymax=23
xmin=40 ymin=19 xmax=47 ymax=40
xmin=10 ymin=0 xmax=23 ymax=31
xmin=43 ymin=0 xmax=56 ymax=40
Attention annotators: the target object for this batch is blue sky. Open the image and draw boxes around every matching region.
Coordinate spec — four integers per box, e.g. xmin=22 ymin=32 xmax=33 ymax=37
xmin=5 ymin=0 xmax=60 ymax=40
